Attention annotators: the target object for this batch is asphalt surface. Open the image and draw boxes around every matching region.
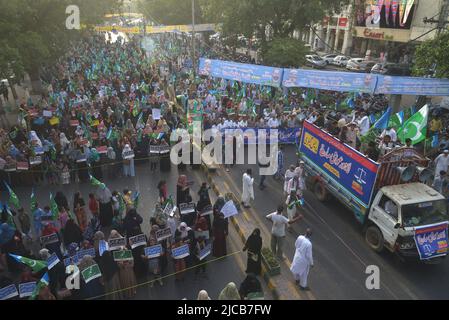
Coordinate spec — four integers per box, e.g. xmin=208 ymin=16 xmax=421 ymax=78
xmin=219 ymin=145 xmax=449 ymax=300
xmin=2 ymin=159 xmax=271 ymax=300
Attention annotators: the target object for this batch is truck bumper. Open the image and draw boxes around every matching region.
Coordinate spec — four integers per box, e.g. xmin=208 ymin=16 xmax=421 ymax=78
xmin=397 ymin=249 xmax=447 ymax=263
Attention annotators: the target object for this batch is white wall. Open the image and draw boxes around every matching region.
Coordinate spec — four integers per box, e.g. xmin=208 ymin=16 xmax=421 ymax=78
xmin=410 ymin=0 xmax=443 ymax=41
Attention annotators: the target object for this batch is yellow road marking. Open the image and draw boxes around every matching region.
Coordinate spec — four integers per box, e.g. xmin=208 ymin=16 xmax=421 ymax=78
xmin=221 ymin=168 xmax=317 ymax=300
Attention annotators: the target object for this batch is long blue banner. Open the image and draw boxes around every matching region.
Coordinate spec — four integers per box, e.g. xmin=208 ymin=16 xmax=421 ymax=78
xmin=199 ymin=58 xmax=283 ymax=87
xmin=283 ymin=68 xmax=378 ymax=93
xmin=220 ymin=127 xmax=300 ymax=144
xmin=375 ymin=75 xmax=449 ymax=96
xmin=414 ymin=222 xmax=449 ymax=260
xmin=299 ymin=121 xmax=379 ymax=208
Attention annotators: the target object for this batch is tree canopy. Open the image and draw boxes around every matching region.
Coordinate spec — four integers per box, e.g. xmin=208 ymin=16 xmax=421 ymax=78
xmin=413 ymin=31 xmax=449 ymax=79
xmin=138 ymin=0 xmax=203 ymax=25
xmin=262 ymin=37 xmax=308 ymax=68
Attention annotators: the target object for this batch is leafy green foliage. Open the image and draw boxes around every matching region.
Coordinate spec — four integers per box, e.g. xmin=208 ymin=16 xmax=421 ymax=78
xmin=261 ymin=247 xmax=280 ymax=268
xmin=0 ymin=0 xmax=120 ymax=90
xmin=202 ymin=0 xmax=347 ymax=42
xmin=413 ymin=31 xmax=449 ymax=78
xmin=262 ymin=37 xmax=307 ymax=67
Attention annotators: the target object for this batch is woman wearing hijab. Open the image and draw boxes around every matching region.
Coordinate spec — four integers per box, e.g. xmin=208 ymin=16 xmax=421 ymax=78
xmin=109 ymin=229 xmax=137 ymax=299
xmin=90 ymin=148 xmax=103 ymax=180
xmin=1 ymin=226 xmax=28 ymax=273
xmin=177 ymin=175 xmax=195 ymax=226
xmin=219 ymin=282 xmax=241 ymax=300
xmin=29 ymin=131 xmax=43 ymax=148
xmin=122 ymin=144 xmax=135 ymax=177
xmin=96 ymin=184 xmax=113 ymax=228
xmin=78 ymin=255 xmax=105 ymax=300
xmin=73 ymin=192 xmax=87 ymax=232
xmin=171 ymin=235 xmax=187 ymax=281
xmin=243 ymin=228 xmax=262 ymax=275
xmin=106 ymin=147 xmax=117 ymax=179
xmin=197 ymin=290 xmax=211 ymax=300
xmin=212 ymin=213 xmax=228 ymax=258
xmin=157 ymin=180 xmax=168 ymax=204
xmin=197 ymin=182 xmax=211 ymax=212
xmin=93 ymin=231 xmax=123 ymax=300
xmin=159 ymin=138 xmax=171 ymax=172
xmin=55 ymin=191 xmax=69 ymax=211
xmin=41 ymin=222 xmax=63 ymax=260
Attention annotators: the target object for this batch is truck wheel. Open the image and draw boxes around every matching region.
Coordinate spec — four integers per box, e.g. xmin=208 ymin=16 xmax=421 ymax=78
xmin=365 ymin=226 xmax=384 ymax=253
xmin=313 ymin=182 xmax=328 ymax=202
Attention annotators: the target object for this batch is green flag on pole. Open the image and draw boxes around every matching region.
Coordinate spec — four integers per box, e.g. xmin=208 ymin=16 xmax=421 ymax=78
xmin=4 ymin=182 xmax=20 ymax=209
xmin=30 ymin=188 xmax=37 ymax=212
xmin=9 ymin=254 xmax=47 ymax=273
xmin=29 ymin=272 xmax=50 ymax=300
xmin=49 ymin=193 xmax=59 ymax=220
xmin=397 ymin=105 xmax=429 ymax=145
xmin=89 ymin=175 xmax=105 ymax=189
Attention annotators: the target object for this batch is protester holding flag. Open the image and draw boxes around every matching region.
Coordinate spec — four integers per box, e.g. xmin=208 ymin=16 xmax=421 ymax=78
xmin=73 ymin=192 xmax=88 ymax=232
xmin=109 ymin=229 xmax=137 ymax=298
xmin=242 ymin=228 xmax=262 ymax=276
xmin=93 ymin=231 xmax=123 ymax=300
xmin=212 ymin=213 xmax=228 ymax=258
xmin=144 ymin=225 xmax=164 ymax=287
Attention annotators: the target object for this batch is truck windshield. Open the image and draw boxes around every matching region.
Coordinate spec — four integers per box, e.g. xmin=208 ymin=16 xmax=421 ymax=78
xmin=402 ymin=200 xmax=449 ymax=228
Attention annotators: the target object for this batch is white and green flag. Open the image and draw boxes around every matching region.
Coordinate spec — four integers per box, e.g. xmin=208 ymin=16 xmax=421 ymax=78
xmin=397 ymin=105 xmax=429 ymax=145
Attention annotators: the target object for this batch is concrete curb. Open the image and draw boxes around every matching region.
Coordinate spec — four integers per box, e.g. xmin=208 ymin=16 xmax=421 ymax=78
xmin=203 ymin=166 xmax=281 ymax=300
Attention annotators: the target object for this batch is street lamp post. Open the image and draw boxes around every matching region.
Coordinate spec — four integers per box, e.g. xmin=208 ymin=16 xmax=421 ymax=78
xmin=192 ymin=0 xmax=196 ymax=77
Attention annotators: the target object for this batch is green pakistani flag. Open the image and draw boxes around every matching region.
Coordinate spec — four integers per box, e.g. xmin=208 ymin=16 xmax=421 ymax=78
xmin=29 ymin=272 xmax=50 ymax=300
xmin=9 ymin=254 xmax=47 ymax=273
xmin=30 ymin=188 xmax=37 ymax=212
xmin=49 ymin=193 xmax=59 ymax=220
xmin=4 ymin=182 xmax=20 ymax=209
xmin=397 ymin=104 xmax=429 ymax=145
xmin=90 ymin=175 xmax=105 ymax=189
xmin=388 ymin=111 xmax=404 ymax=129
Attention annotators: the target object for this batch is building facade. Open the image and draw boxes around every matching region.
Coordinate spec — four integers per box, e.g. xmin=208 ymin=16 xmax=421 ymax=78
xmin=308 ymin=0 xmax=445 ymax=62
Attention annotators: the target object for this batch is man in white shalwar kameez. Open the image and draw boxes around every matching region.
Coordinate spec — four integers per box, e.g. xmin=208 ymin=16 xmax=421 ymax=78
xmin=290 ymin=229 xmax=314 ymax=290
xmin=241 ymin=169 xmax=254 ymax=208
xmin=434 ymin=150 xmax=449 ymax=178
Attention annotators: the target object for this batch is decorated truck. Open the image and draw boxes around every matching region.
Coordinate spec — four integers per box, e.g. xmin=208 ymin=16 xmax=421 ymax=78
xmin=299 ymin=120 xmax=449 ymax=262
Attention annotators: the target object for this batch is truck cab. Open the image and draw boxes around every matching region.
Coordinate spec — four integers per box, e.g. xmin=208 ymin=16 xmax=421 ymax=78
xmin=299 ymin=120 xmax=449 ymax=262
xmin=366 ymin=183 xmax=448 ymax=260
